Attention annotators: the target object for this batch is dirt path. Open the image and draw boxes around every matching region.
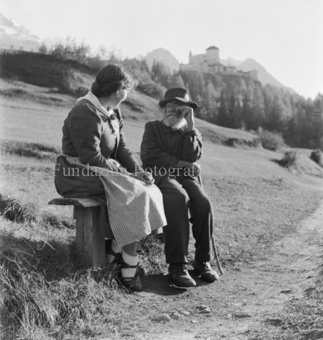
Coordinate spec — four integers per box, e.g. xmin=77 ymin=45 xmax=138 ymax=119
xmin=119 ymin=198 xmax=323 ymax=340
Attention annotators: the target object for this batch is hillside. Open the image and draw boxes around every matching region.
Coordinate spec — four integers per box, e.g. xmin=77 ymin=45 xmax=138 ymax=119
xmin=0 ymin=51 xmax=260 ymax=148
xmin=1 ymin=71 xmax=323 ymax=340
xmin=0 ymin=50 xmax=94 ymax=95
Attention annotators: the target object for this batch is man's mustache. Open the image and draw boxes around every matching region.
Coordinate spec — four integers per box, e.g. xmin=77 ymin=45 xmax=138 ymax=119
xmin=167 ymin=108 xmax=183 ymax=118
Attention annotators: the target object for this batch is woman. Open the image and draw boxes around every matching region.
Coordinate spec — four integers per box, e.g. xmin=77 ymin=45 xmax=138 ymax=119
xmin=55 ymin=64 xmax=166 ymax=291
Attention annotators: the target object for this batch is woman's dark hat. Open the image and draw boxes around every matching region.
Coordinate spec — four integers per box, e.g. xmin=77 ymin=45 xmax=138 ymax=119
xmin=159 ymin=88 xmax=198 ymax=110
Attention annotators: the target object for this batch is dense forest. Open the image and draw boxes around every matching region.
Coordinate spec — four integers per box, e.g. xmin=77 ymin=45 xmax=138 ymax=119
xmin=151 ymin=61 xmax=323 ymax=150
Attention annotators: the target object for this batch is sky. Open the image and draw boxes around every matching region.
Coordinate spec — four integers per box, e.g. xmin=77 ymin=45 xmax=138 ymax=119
xmin=0 ymin=0 xmax=322 ymax=99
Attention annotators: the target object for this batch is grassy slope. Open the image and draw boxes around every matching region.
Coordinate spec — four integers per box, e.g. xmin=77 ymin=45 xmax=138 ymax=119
xmin=0 ymin=80 xmax=323 ymax=339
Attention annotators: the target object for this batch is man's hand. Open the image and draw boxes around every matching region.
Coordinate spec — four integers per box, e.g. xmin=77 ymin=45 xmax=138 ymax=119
xmin=180 ymin=107 xmax=195 ymax=131
xmin=177 ymin=160 xmax=201 ymax=176
xmin=191 ymin=162 xmax=201 ymax=176
xmin=129 ymin=171 xmax=155 ymax=186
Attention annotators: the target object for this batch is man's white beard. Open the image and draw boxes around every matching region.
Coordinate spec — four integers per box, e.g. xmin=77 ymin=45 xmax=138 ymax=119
xmin=165 ymin=116 xmax=187 ymax=130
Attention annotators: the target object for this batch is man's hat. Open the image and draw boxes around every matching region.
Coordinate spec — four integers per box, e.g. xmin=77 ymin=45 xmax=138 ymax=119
xmin=159 ymin=88 xmax=198 ymax=110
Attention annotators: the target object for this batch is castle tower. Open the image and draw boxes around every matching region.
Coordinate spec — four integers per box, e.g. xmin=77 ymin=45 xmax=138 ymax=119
xmin=189 ymin=51 xmax=192 ymax=64
xmin=206 ymin=46 xmax=220 ymax=66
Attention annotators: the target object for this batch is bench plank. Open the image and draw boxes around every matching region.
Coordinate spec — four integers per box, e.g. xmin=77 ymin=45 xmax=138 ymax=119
xmin=49 ymin=197 xmax=100 ymax=207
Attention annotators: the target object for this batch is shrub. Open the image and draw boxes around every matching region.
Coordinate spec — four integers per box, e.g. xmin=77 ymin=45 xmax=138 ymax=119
xmin=257 ymin=128 xmax=285 ymax=151
xmin=310 ymin=149 xmax=323 ymax=167
xmin=44 ymin=37 xmax=91 ymax=64
xmin=277 ymin=150 xmax=298 ymax=168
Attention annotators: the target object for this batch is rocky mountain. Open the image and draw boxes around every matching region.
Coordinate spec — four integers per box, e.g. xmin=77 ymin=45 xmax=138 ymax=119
xmin=226 ymin=57 xmax=296 ymax=93
xmin=145 ymin=48 xmax=180 ymax=73
xmin=238 ymin=58 xmax=285 ymax=88
xmin=0 ymin=12 xmax=40 ymax=51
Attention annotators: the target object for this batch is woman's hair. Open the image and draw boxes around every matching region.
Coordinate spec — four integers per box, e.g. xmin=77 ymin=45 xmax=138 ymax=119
xmin=91 ymin=64 xmax=135 ymax=98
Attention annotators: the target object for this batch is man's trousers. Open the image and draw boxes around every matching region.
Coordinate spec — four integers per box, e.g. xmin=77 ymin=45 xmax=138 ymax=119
xmin=157 ymin=176 xmax=214 ymax=264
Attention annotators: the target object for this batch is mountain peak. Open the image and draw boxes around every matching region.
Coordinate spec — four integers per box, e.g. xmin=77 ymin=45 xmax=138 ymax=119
xmin=0 ymin=11 xmax=40 ymax=51
xmin=145 ymin=48 xmax=180 ymax=73
xmin=238 ymin=58 xmax=295 ymax=93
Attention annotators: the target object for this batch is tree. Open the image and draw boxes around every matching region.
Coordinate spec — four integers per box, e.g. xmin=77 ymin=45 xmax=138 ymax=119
xmin=170 ymin=73 xmax=185 ymax=88
xmin=39 ymin=43 xmax=47 ymax=54
xmin=265 ymin=100 xmax=284 ymax=132
xmin=233 ymin=100 xmax=243 ymax=129
xmin=228 ymin=94 xmax=243 ymax=129
xmin=217 ymin=91 xmax=230 ymax=127
xmin=151 ymin=61 xmax=170 ymax=87
xmin=241 ymin=95 xmax=251 ymax=129
xmin=292 ymin=103 xmax=311 ymax=147
xmin=312 ymin=94 xmax=323 ymax=149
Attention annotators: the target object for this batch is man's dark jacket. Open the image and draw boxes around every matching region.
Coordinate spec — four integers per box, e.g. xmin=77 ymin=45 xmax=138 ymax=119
xmin=140 ymin=120 xmax=203 ymax=185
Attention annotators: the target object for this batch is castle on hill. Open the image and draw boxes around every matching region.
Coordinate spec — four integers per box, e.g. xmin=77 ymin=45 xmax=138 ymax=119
xmin=180 ymin=46 xmax=258 ymax=80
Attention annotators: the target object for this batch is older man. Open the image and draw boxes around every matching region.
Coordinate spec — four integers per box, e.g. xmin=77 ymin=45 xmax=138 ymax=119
xmin=140 ymin=88 xmax=219 ymax=287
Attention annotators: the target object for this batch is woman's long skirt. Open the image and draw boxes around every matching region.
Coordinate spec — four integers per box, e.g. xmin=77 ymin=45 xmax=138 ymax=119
xmin=55 ymin=155 xmax=166 ymax=247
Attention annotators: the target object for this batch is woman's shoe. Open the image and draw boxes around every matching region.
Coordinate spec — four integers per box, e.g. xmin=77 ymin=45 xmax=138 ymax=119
xmin=121 ymin=263 xmax=143 ymax=292
xmin=105 ymin=239 xmax=122 ymax=265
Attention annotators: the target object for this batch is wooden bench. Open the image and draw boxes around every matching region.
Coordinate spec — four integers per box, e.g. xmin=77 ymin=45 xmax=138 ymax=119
xmin=49 ymin=197 xmax=164 ymax=267
xmin=49 ymin=197 xmax=106 ymax=267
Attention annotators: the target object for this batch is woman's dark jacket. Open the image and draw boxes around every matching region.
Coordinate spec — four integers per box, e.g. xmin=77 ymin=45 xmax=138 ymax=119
xmin=55 ymin=99 xmax=142 ymax=238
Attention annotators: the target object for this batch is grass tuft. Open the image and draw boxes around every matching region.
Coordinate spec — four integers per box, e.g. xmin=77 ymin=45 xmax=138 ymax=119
xmin=0 ymin=231 xmax=122 ymax=340
xmin=0 ymin=193 xmax=36 ymax=223
xmin=0 ymin=140 xmax=60 ymax=161
xmin=40 ymin=210 xmax=75 ymax=229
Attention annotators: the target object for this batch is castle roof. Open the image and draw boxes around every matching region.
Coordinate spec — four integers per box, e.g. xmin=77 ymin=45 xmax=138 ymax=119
xmin=206 ymin=46 xmax=219 ymax=50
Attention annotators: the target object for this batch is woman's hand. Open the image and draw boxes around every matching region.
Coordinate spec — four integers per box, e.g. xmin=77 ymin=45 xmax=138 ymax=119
xmin=129 ymin=171 xmax=155 ymax=186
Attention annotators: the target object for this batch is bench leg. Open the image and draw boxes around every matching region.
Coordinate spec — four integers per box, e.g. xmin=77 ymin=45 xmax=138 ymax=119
xmin=75 ymin=206 xmax=106 ymax=267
